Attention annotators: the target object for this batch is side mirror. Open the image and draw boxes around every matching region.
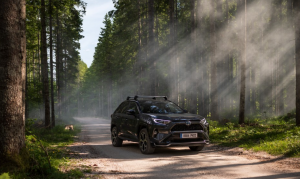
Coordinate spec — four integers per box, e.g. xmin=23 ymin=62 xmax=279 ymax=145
xmin=126 ymin=109 xmax=135 ymax=115
xmin=183 ymin=109 xmax=188 ymax=113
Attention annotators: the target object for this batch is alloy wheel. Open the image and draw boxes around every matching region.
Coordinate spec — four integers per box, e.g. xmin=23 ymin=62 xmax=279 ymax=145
xmin=112 ymin=128 xmax=117 ymax=145
xmin=139 ymin=131 xmax=148 ymax=152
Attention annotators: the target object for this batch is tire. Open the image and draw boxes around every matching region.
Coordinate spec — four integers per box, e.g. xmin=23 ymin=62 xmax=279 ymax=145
xmin=111 ymin=127 xmax=123 ymax=147
xmin=139 ymin=128 xmax=155 ymax=154
xmin=189 ymin=145 xmax=205 ymax=151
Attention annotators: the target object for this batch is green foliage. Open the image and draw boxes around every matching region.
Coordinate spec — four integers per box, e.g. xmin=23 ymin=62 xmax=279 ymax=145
xmin=278 ymin=109 xmax=296 ymax=122
xmin=68 ymin=168 xmax=84 ymax=178
xmin=226 ymin=122 xmax=235 ymax=130
xmin=0 ymin=173 xmax=10 ymax=179
xmin=0 ymin=147 xmax=30 ymax=174
xmin=210 ymin=116 xmax=300 ymax=157
xmin=26 ymin=0 xmax=87 ymax=119
xmin=8 ymin=118 xmax=82 ymax=178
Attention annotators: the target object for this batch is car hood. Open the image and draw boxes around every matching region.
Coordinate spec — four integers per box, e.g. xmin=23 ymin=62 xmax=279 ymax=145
xmin=147 ymin=113 xmax=204 ymax=121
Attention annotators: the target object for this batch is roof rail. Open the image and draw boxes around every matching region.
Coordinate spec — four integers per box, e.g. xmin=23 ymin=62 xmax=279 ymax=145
xmin=127 ymin=95 xmax=168 ymax=100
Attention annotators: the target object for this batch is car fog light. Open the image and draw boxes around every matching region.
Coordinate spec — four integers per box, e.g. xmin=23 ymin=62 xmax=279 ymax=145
xmin=153 ymin=129 xmax=158 ymax=138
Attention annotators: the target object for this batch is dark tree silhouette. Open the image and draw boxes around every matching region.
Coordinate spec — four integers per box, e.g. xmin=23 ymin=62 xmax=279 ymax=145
xmin=41 ymin=0 xmax=50 ymax=127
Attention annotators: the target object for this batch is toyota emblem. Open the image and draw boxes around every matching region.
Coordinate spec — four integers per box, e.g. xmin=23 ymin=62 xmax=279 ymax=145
xmin=186 ymin=121 xmax=191 ymax=126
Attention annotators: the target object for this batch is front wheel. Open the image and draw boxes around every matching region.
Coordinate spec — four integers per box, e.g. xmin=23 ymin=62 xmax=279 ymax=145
xmin=111 ymin=127 xmax=123 ymax=147
xmin=139 ymin=128 xmax=155 ymax=154
xmin=189 ymin=145 xmax=205 ymax=151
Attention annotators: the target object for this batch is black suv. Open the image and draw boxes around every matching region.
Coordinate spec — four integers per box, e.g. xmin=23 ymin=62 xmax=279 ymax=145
xmin=110 ymin=96 xmax=209 ymax=154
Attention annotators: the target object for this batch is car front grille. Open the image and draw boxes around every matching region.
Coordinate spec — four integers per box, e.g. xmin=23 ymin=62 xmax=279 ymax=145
xmin=171 ymin=124 xmax=203 ymax=131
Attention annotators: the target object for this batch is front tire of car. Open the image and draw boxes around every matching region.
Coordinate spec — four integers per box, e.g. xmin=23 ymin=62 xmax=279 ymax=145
xmin=189 ymin=145 xmax=204 ymax=151
xmin=111 ymin=127 xmax=123 ymax=147
xmin=139 ymin=128 xmax=155 ymax=154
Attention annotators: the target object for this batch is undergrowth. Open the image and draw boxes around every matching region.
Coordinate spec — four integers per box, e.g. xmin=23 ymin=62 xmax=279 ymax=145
xmin=2 ymin=118 xmax=84 ymax=179
xmin=208 ymin=113 xmax=300 ymax=157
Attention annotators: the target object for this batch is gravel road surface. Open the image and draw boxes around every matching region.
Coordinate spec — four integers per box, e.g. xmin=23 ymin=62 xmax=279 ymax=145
xmin=68 ymin=117 xmax=300 ymax=179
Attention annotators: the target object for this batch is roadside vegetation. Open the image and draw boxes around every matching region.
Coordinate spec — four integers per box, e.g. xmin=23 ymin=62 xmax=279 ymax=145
xmin=209 ymin=111 xmax=300 ymax=157
xmin=1 ymin=118 xmax=85 ymax=179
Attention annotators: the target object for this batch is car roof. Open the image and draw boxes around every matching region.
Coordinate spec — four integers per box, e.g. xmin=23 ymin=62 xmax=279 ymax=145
xmin=126 ymin=95 xmax=168 ymax=101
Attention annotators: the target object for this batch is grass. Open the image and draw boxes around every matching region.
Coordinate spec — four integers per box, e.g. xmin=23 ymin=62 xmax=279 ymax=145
xmin=1 ymin=118 xmax=89 ymax=179
xmin=208 ymin=115 xmax=300 ymax=157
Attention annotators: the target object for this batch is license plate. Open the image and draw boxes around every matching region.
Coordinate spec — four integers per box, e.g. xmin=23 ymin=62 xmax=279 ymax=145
xmin=180 ymin=133 xmax=197 ymax=138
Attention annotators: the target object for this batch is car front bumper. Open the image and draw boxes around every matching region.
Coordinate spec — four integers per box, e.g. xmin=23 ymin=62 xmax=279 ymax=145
xmin=154 ymin=140 xmax=210 ymax=147
xmin=150 ymin=122 xmax=210 ymax=147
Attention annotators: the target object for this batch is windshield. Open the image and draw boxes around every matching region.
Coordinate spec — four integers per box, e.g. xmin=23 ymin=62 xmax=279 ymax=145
xmin=139 ymin=101 xmax=184 ymax=114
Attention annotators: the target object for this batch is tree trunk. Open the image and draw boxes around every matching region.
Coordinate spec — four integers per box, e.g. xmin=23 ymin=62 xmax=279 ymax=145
xmin=148 ymin=0 xmax=155 ymax=95
xmin=252 ymin=66 xmax=256 ymax=115
xmin=56 ymin=10 xmax=63 ymax=120
xmin=210 ymin=0 xmax=219 ymax=121
xmin=137 ymin=0 xmax=142 ymax=94
xmin=239 ymin=0 xmax=246 ymax=124
xmin=277 ymin=0 xmax=284 ymax=115
xmin=226 ymin=0 xmax=233 ymax=116
xmin=25 ymin=52 xmax=28 ymax=119
xmin=294 ymin=0 xmax=300 ymax=126
xmin=101 ymin=80 xmax=104 ymax=117
xmin=64 ymin=49 xmax=67 ymax=116
xmin=41 ymin=0 xmax=50 ymax=128
xmin=259 ymin=2 xmax=266 ymax=116
xmin=49 ymin=0 xmax=55 ymax=127
xmin=0 ymin=0 xmax=27 ymax=168
xmin=169 ymin=0 xmax=179 ymax=104
xmin=190 ymin=0 xmax=197 ymax=114
xmin=169 ymin=0 xmax=174 ymax=100
xmin=286 ymin=0 xmax=295 ymax=113
xmin=155 ymin=4 xmax=160 ymax=95
xmin=196 ymin=0 xmax=203 ymax=115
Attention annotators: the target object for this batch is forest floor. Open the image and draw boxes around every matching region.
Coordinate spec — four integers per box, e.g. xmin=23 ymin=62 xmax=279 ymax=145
xmin=65 ymin=117 xmax=300 ymax=179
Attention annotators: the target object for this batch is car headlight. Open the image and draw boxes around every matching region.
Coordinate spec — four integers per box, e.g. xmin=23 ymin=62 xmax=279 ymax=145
xmin=200 ymin=118 xmax=206 ymax=124
xmin=201 ymin=118 xmax=209 ymax=126
xmin=153 ymin=119 xmax=171 ymax=125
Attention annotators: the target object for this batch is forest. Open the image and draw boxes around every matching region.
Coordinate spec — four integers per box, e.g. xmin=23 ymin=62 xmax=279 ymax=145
xmin=81 ymin=0 xmax=300 ymax=126
xmin=7 ymin=0 xmax=300 ymax=126
xmin=25 ymin=0 xmax=87 ymax=126
xmin=1 ymin=0 xmax=300 ymax=177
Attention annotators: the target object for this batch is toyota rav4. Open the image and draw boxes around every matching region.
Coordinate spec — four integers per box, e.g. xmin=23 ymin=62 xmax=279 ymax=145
xmin=110 ymin=96 xmax=209 ymax=154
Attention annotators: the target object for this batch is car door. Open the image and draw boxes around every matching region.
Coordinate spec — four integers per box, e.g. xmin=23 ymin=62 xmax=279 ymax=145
xmin=115 ymin=102 xmax=129 ymax=137
xmin=126 ymin=102 xmax=139 ymax=140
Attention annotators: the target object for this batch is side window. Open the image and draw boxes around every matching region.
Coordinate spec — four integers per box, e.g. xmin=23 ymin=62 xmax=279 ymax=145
xmin=120 ymin=102 xmax=129 ymax=114
xmin=128 ymin=102 xmax=139 ymax=114
xmin=115 ymin=102 xmax=127 ymax=113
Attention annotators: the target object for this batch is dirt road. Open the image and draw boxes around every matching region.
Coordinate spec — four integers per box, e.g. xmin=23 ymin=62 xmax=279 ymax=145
xmin=69 ymin=117 xmax=300 ymax=179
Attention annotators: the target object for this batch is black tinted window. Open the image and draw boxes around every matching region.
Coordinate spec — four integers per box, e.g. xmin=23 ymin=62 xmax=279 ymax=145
xmin=115 ymin=102 xmax=128 ymax=113
xmin=128 ymin=102 xmax=139 ymax=114
xmin=139 ymin=101 xmax=184 ymax=114
xmin=120 ymin=102 xmax=130 ymax=114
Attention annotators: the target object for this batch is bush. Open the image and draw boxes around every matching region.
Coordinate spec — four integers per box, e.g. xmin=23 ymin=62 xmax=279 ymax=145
xmin=210 ymin=117 xmax=300 ymax=157
xmin=7 ymin=118 xmax=82 ymax=178
xmin=0 ymin=173 xmax=10 ymax=179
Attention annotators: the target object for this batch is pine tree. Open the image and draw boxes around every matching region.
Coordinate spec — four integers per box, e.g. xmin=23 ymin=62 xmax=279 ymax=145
xmin=0 ymin=0 xmax=26 ymax=168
